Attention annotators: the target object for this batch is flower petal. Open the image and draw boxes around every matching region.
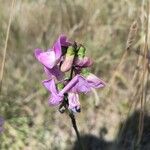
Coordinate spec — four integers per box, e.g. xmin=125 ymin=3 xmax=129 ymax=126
xmin=75 ymin=57 xmax=93 ymax=67
xmin=43 ymin=79 xmax=64 ymax=106
xmin=86 ymin=73 xmax=106 ymax=88
xmin=53 ymin=35 xmax=71 ymax=60
xmin=42 ymin=79 xmax=58 ymax=94
xmin=48 ymin=95 xmax=63 ymax=106
xmin=44 ymin=66 xmax=64 ymax=81
xmin=59 ymin=75 xmax=80 ymax=95
xmin=68 ymin=93 xmax=80 ymax=112
xmin=34 ymin=48 xmax=56 ymax=69
xmin=61 ymin=75 xmax=91 ymax=94
xmin=73 ymin=75 xmax=91 ymax=93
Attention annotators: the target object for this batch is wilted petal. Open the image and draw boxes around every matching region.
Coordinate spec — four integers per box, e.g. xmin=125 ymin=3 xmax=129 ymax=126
xmin=34 ymin=48 xmax=56 ymax=68
xmin=68 ymin=93 xmax=80 ymax=112
xmin=44 ymin=66 xmax=64 ymax=81
xmin=75 ymin=57 xmax=93 ymax=67
xmin=86 ymin=73 xmax=106 ymax=88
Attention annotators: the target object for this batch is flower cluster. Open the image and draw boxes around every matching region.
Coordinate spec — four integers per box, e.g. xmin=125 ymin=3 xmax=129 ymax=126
xmin=34 ymin=35 xmax=106 ymax=113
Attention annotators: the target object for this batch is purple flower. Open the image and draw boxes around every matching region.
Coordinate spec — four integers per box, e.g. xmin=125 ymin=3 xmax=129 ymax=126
xmin=34 ymin=35 xmax=71 ymax=79
xmin=70 ymin=71 xmax=106 ymax=93
xmin=42 ymin=75 xmax=86 ymax=110
xmin=0 ymin=116 xmax=4 ymax=133
xmin=35 ymin=35 xmax=106 ymax=113
xmin=35 ymin=35 xmax=71 ymax=68
xmin=43 ymin=72 xmax=105 ymax=104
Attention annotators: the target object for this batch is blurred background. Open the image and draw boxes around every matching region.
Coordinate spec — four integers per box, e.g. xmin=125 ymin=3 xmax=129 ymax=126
xmin=0 ymin=0 xmax=150 ymax=149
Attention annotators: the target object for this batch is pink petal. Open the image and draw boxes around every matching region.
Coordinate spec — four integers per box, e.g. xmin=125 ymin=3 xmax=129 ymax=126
xmin=68 ymin=93 xmax=80 ymax=112
xmin=35 ymin=49 xmax=56 ymax=69
xmin=71 ymin=75 xmax=91 ymax=93
xmin=86 ymin=73 xmax=106 ymax=88
xmin=53 ymin=35 xmax=71 ymax=60
xmin=42 ymin=79 xmax=58 ymax=94
xmin=75 ymin=57 xmax=93 ymax=67
xmin=44 ymin=66 xmax=64 ymax=81
xmin=43 ymin=79 xmax=64 ymax=106
xmin=48 ymin=95 xmax=63 ymax=106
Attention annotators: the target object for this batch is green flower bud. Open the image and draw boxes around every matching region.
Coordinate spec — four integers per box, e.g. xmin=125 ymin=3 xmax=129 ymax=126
xmin=77 ymin=46 xmax=86 ymax=58
xmin=66 ymin=46 xmax=75 ymax=56
xmin=81 ymin=68 xmax=90 ymax=76
xmin=57 ymin=83 xmax=64 ymax=91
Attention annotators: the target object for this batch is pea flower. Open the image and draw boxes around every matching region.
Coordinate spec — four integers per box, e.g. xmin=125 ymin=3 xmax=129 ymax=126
xmin=34 ymin=34 xmax=106 ymax=113
xmin=34 ymin=33 xmax=106 ymax=150
xmin=42 ymin=75 xmax=86 ymax=112
xmin=34 ymin=35 xmax=71 ymax=79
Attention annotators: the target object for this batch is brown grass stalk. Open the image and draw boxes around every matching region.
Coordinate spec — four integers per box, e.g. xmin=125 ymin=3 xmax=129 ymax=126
xmin=137 ymin=0 xmax=149 ymax=145
xmin=126 ymin=20 xmax=138 ymax=51
xmin=0 ymin=0 xmax=16 ymax=93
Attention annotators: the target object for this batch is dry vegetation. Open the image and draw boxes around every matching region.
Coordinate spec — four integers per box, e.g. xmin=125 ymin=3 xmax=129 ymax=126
xmin=0 ymin=0 xmax=150 ymax=150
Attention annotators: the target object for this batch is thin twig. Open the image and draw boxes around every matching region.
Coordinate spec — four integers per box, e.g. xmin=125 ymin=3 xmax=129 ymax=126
xmin=0 ymin=0 xmax=16 ymax=92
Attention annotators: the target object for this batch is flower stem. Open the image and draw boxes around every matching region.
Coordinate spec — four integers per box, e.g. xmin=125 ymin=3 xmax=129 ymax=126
xmin=69 ymin=66 xmax=74 ymax=81
xmin=69 ymin=112 xmax=83 ymax=150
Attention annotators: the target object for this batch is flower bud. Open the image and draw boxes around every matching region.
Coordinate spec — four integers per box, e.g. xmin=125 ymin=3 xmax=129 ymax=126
xmin=57 ymin=82 xmax=65 ymax=91
xmin=77 ymin=46 xmax=86 ymax=58
xmin=81 ymin=68 xmax=90 ymax=76
xmin=61 ymin=46 xmax=75 ymax=72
